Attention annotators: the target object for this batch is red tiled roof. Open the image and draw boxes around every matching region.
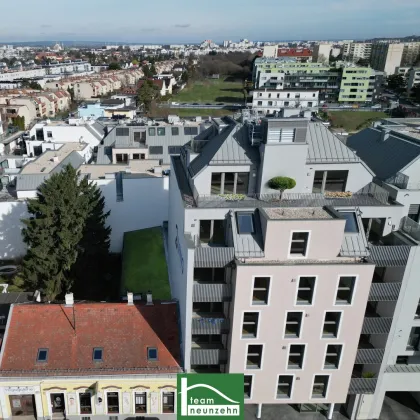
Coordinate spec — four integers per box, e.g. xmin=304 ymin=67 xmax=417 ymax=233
xmin=277 ymin=48 xmax=312 ymax=57
xmin=0 ymin=302 xmax=181 ymax=377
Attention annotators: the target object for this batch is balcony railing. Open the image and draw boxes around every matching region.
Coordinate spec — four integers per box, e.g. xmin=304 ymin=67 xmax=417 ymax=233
xmin=191 ymin=317 xmax=230 ymax=335
xmin=194 ymin=247 xmax=235 ymax=268
xmin=348 ymin=378 xmax=377 ymax=394
xmin=355 ymin=348 xmax=385 ymax=364
xmin=400 ymin=217 xmax=420 ymax=242
xmin=368 ymin=282 xmax=402 ymax=301
xmin=362 ymin=317 xmax=393 ymax=334
xmin=193 ymin=283 xmax=232 ymax=302
xmin=190 ymin=348 xmax=228 ymax=365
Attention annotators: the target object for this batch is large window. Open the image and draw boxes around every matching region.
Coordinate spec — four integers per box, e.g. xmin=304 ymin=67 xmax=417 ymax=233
xmin=324 ymin=344 xmax=343 ymax=369
xmin=184 ymin=126 xmax=198 ymax=135
xmin=107 ymin=392 xmax=119 ymax=413
xmin=236 ymin=213 xmax=254 ymax=234
xmin=322 ymin=312 xmax=342 ymax=338
xmin=407 ymin=327 xmax=420 ymax=351
xmin=162 ymin=392 xmax=175 ymax=413
xmin=312 ymin=375 xmax=329 ymax=398
xmin=242 ymin=312 xmax=259 ymax=338
xmin=134 ymin=392 xmax=147 ymax=413
xmin=289 ymin=232 xmax=309 ymax=257
xmin=288 ymin=344 xmax=305 ymax=369
xmin=336 ymin=276 xmax=356 ymax=304
xmin=312 ymin=170 xmax=348 ymax=193
xmin=296 ymin=276 xmax=316 ymax=305
xmin=277 ymin=376 xmax=293 ymax=399
xmin=157 ymin=127 xmax=166 ymax=136
xmin=148 ymin=146 xmax=163 ymax=155
xmin=246 ymin=344 xmax=263 ymax=369
xmin=285 ymin=312 xmax=303 ymax=338
xmin=210 ymin=172 xmax=249 ymax=195
xmin=252 ymin=277 xmax=270 ymax=305
xmin=79 ymin=393 xmax=92 ymax=414
xmin=199 ymin=220 xmax=225 ymax=245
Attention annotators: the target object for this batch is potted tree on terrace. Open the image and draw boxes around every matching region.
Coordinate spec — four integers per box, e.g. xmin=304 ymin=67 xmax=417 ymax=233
xmin=268 ymin=176 xmax=296 ymax=199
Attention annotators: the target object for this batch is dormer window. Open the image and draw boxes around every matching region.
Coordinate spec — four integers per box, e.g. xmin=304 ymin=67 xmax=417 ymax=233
xmin=93 ymin=348 xmax=103 ymax=362
xmin=37 ymin=348 xmax=48 ymax=362
xmin=147 ymin=347 xmax=158 ymax=361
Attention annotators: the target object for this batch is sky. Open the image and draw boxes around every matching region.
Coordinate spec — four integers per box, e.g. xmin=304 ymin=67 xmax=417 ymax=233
xmin=1 ymin=0 xmax=420 ymax=43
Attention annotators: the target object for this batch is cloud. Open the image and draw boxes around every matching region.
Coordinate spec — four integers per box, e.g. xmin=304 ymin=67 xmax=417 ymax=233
xmin=174 ymin=24 xmax=190 ymax=28
xmin=40 ymin=24 xmax=52 ymax=28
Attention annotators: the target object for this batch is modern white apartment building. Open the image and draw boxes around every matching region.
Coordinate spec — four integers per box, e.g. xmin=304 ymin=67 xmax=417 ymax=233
xmin=251 ymin=89 xmax=319 ymax=114
xmin=166 ymin=114 xmax=420 ymax=418
xmin=370 ymin=43 xmax=404 ymax=76
xmin=342 ymin=43 xmax=372 ymax=63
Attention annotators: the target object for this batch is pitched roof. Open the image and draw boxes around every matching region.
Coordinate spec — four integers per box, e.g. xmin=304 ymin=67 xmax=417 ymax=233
xmin=347 ymin=128 xmax=420 ymax=180
xmin=0 ymin=302 xmax=181 ymax=376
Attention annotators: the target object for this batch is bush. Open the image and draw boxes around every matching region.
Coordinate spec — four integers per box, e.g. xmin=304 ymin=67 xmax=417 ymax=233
xmin=362 ymin=371 xmax=376 ymax=378
xmin=268 ymin=177 xmax=296 ymax=191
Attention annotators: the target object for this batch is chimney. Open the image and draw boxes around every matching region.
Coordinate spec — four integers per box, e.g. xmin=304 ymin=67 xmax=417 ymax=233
xmin=127 ymin=292 xmax=134 ymax=305
xmin=65 ymin=293 xmax=74 ymax=307
xmin=146 ymin=291 xmax=153 ymax=305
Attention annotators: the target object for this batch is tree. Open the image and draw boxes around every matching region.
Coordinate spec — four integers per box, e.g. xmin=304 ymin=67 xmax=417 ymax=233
xmin=21 ymin=165 xmax=111 ymax=301
xmin=137 ymin=80 xmax=160 ymax=112
xmin=411 ymin=85 xmax=420 ymax=101
xmin=67 ymin=86 xmax=75 ymax=102
xmin=150 ymin=63 xmax=157 ymax=75
xmin=108 ymin=62 xmax=121 ymax=70
xmin=21 ymin=80 xmax=42 ymax=90
xmin=387 ymin=74 xmax=407 ymax=93
xmin=268 ymin=176 xmax=296 ymax=197
xmin=142 ymin=64 xmax=152 ymax=78
xmin=12 ymin=115 xmax=25 ymax=130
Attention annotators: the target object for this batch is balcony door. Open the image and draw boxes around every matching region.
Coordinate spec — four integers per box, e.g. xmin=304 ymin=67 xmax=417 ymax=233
xmin=313 ymin=170 xmax=348 ymax=193
xmin=211 ymin=172 xmax=250 ymax=195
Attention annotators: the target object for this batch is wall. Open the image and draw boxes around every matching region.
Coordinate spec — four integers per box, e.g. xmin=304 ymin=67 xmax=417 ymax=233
xmin=0 ymin=201 xmax=29 ymax=259
xmin=41 ymin=126 xmax=100 ymax=149
xmin=229 ymin=262 xmax=374 ymax=404
xmin=96 ymin=175 xmax=170 ymax=252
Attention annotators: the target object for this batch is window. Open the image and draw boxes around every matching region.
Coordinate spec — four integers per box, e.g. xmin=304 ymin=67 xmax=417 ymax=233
xmin=415 ymin=299 xmax=420 ymax=319
xmin=162 ymin=392 xmax=175 ymax=413
xmin=47 ymin=131 xmax=53 ymax=138
xmin=93 ymin=348 xmax=103 ymax=362
xmin=168 ymin=146 xmax=182 ymax=155
xmin=396 ymin=356 xmax=409 ymax=364
xmin=199 ymin=220 xmax=225 ymax=245
xmin=288 ymin=344 xmax=305 ymax=369
xmin=322 ymin=312 xmax=341 ymax=338
xmin=237 ymin=213 xmax=254 ymax=234
xmin=148 ymin=127 xmax=156 ymax=136
xmin=268 ymin=101 xmax=273 ymax=106
xmin=194 ymin=267 xmax=225 ymax=284
xmin=134 ymin=392 xmax=147 ymax=413
xmin=285 ymin=312 xmax=303 ymax=338
xmin=147 ymin=347 xmax=158 ymax=361
xmin=284 ymin=101 xmax=289 ymax=106
xmin=257 ymin=101 xmax=262 ymax=106
xmin=312 ymin=375 xmax=329 ymax=398
xmin=312 ymin=170 xmax=348 ymax=193
xmin=336 ymin=276 xmax=356 ymax=304
xmin=290 ymin=232 xmax=309 ymax=257
xmin=79 ymin=393 xmax=92 ymax=414
xmin=244 ymin=375 xmax=253 ymax=399
xmin=407 ymin=327 xmax=420 ymax=350
xmin=242 ymin=312 xmax=259 ymax=338
xmin=210 ymin=172 xmax=249 ymax=195
xmin=277 ymin=376 xmax=293 ymax=399
xmin=116 ymin=127 xmax=129 ymax=136
xmin=148 ymin=146 xmax=163 ymax=155
xmin=246 ymin=345 xmax=263 ymax=369
xmin=324 ymin=344 xmax=342 ymax=369
xmin=296 ymin=277 xmax=316 ymax=305
xmin=184 ymin=126 xmax=198 ymax=135
xmin=37 ymin=348 xmax=48 ymax=362
xmin=171 ymin=127 xmax=179 ymax=136
xmin=252 ymin=277 xmax=270 ymax=305
xmin=340 ymin=212 xmax=359 ymax=233
xmin=107 ymin=392 xmax=119 ymax=413
xmin=157 ymin=127 xmax=165 ymax=136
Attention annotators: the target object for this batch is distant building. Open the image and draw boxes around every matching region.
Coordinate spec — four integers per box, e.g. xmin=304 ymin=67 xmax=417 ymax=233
xmin=312 ymin=44 xmax=333 ymax=63
xmin=402 ymin=42 xmax=420 ymax=67
xmin=407 ymin=67 xmax=420 ymax=92
xmin=342 ymin=43 xmax=372 ymax=63
xmin=370 ymin=43 xmax=404 ymax=76
xmin=338 ymin=67 xmax=383 ymax=103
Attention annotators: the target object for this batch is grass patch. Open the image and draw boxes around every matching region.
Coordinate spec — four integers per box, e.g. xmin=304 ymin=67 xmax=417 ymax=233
xmin=327 ymin=111 xmax=388 ymax=132
xmin=166 ymin=108 xmax=234 ymax=118
xmin=121 ymin=227 xmax=170 ymax=300
xmin=173 ymin=78 xmax=244 ymax=104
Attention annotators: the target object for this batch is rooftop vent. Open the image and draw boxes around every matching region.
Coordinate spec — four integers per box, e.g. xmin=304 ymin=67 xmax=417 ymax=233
xmin=65 ymin=292 xmax=74 ymax=307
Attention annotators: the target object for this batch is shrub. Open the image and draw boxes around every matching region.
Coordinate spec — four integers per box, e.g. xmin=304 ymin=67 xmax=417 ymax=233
xmin=362 ymin=371 xmax=376 ymax=378
xmin=268 ymin=177 xmax=296 ymax=191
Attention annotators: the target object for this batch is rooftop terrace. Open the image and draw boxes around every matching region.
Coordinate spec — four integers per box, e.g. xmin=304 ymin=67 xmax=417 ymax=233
xmin=264 ymin=207 xmax=333 ymax=220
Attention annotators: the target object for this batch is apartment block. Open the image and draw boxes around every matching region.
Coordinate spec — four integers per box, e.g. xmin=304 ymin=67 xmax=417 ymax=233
xmin=370 ymin=43 xmax=404 ymax=76
xmin=251 ymin=89 xmax=319 ymax=114
xmin=339 ymin=67 xmax=383 ymax=103
xmin=342 ymin=43 xmax=372 ymax=63
xmin=402 ymin=42 xmax=420 ymax=67
xmin=407 ymin=67 xmax=420 ymax=92
xmin=312 ymin=43 xmax=333 ymax=63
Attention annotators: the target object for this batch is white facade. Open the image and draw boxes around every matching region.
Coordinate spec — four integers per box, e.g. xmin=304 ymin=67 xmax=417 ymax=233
xmin=407 ymin=68 xmax=420 ymax=91
xmin=313 ymin=44 xmax=333 ymax=63
xmin=252 ymin=90 xmax=319 ymax=114
xmin=342 ymin=43 xmax=372 ymax=62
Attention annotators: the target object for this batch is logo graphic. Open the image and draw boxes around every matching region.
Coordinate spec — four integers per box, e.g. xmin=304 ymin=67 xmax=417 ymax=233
xmin=177 ymin=374 xmax=244 ymax=419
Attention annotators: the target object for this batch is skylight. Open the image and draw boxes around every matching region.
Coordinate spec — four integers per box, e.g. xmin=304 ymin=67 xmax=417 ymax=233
xmin=37 ymin=348 xmax=48 ymax=362
xmin=340 ymin=212 xmax=359 ymax=233
xmin=147 ymin=347 xmax=158 ymax=361
xmin=237 ymin=213 xmax=255 ymax=234
xmin=93 ymin=347 xmax=103 ymax=362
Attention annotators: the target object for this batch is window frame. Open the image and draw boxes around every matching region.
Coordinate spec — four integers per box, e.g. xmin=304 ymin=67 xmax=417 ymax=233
xmin=241 ymin=311 xmax=261 ymax=339
xmin=245 ymin=343 xmax=264 ymax=370
xmin=334 ymin=275 xmax=358 ymax=306
xmin=37 ymin=348 xmax=49 ymax=363
xmin=288 ymin=230 xmax=311 ymax=259
xmin=284 ymin=311 xmax=304 ymax=339
xmin=148 ymin=127 xmax=156 ymax=136
xmin=105 ymin=391 xmax=120 ymax=414
xmin=275 ymin=374 xmax=295 ymax=400
xmin=147 ymin=347 xmax=158 ymax=361
xmin=236 ymin=212 xmax=255 ymax=235
xmin=295 ymin=275 xmax=317 ymax=306
xmin=133 ymin=390 xmax=148 ymax=414
xmin=171 ymin=126 xmax=179 ymax=136
xmin=148 ymin=145 xmax=163 ymax=155
xmin=244 ymin=374 xmax=254 ymax=400
xmin=161 ymin=391 xmax=176 ymax=413
xmin=321 ymin=311 xmax=343 ymax=339
xmin=92 ymin=347 xmax=103 ymax=362
xmin=287 ymin=343 xmax=306 ymax=370
xmin=251 ymin=276 xmax=271 ymax=306
xmin=322 ymin=343 xmax=344 ymax=370
xmin=311 ymin=374 xmax=330 ymax=399
xmin=78 ymin=391 xmax=93 ymax=415
xmin=157 ymin=127 xmax=166 ymax=136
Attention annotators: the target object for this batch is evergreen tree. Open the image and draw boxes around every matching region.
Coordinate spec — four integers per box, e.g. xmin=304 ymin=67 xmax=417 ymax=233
xmin=21 ymin=165 xmax=111 ymax=301
xmin=137 ymin=80 xmax=160 ymax=112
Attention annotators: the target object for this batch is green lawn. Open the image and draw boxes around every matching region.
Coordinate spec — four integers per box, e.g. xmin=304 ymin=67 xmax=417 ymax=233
xmin=327 ymin=111 xmax=388 ymax=132
xmin=173 ymin=78 xmax=244 ymax=104
xmin=121 ymin=227 xmax=171 ymax=300
xmin=165 ymin=108 xmax=234 ymax=117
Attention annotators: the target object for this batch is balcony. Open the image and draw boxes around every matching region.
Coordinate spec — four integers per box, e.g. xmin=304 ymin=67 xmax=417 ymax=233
xmin=368 ymin=282 xmax=402 ymax=301
xmin=368 ymin=245 xmax=411 ymax=267
xmin=191 ymin=317 xmax=230 ymax=335
xmin=362 ymin=316 xmax=393 ymax=334
xmin=194 ymin=247 xmax=235 ymax=268
xmin=190 ymin=348 xmax=228 ymax=365
xmin=348 ymin=378 xmax=377 ymax=394
xmin=193 ymin=283 xmax=232 ymax=302
xmin=355 ymin=348 xmax=385 ymax=364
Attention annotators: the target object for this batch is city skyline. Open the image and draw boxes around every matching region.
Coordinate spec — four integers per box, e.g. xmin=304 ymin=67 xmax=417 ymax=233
xmin=1 ymin=0 xmax=419 ymax=43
